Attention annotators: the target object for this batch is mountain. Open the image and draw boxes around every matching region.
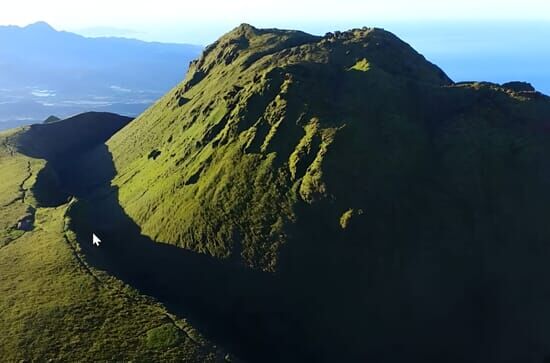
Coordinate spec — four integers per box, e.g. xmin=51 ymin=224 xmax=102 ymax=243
xmin=0 ymin=22 xmax=202 ymax=129
xmin=0 ymin=112 xmax=228 ymax=361
xmin=3 ymin=24 xmax=550 ymax=362
xmin=94 ymin=24 xmax=549 ymax=362
xmin=43 ymin=115 xmax=61 ymax=124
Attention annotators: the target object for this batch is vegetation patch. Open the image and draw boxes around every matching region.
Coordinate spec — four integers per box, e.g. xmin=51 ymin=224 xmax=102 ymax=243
xmin=349 ymin=58 xmax=371 ymax=72
xmin=146 ymin=323 xmax=183 ymax=349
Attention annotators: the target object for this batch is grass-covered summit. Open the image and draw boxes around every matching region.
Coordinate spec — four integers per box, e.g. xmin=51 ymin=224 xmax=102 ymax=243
xmin=99 ymin=24 xmax=550 ymax=361
xmin=107 ymin=24 xmax=453 ymax=269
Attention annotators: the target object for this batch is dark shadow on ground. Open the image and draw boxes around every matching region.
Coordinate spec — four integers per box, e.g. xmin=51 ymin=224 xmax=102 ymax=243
xmin=39 ymin=144 xmax=313 ymax=363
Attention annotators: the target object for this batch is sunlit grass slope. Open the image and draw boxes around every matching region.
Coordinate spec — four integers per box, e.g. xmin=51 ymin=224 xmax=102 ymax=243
xmin=0 ymin=128 xmax=44 ymax=246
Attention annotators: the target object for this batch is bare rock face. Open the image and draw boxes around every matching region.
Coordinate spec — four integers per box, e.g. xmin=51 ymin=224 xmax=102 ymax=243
xmin=15 ymin=206 xmax=35 ymax=231
xmin=16 ymin=213 xmax=34 ymax=231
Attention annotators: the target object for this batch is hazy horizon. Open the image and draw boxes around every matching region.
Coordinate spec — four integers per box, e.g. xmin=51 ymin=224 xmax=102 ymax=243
xmin=1 ymin=19 xmax=549 ymax=46
xmin=3 ymin=19 xmax=548 ymax=95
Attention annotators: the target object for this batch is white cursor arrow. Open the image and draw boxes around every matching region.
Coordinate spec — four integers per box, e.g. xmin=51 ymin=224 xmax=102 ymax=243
xmin=92 ymin=233 xmax=101 ymax=247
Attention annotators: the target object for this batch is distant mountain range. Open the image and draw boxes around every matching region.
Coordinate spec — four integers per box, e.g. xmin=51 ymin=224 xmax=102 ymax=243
xmin=0 ymin=22 xmax=202 ymax=130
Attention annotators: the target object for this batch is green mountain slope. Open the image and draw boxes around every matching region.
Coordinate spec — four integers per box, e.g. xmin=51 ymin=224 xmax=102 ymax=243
xmin=97 ymin=24 xmax=550 ymax=362
xmin=0 ymin=115 xmax=226 ymax=362
xmin=107 ymin=25 xmax=452 ymax=267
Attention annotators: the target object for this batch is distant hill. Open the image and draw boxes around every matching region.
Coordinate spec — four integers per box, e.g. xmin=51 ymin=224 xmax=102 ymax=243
xmin=0 ymin=22 xmax=202 ymax=129
xmin=16 ymin=112 xmax=133 ymax=160
xmin=43 ymin=115 xmax=61 ymax=124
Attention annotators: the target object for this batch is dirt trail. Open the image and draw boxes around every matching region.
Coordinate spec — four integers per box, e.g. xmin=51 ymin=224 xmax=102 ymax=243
xmin=60 ymin=200 xmax=205 ymax=348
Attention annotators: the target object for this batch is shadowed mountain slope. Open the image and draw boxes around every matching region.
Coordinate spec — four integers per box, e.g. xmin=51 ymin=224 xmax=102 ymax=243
xmin=16 ymin=112 xmax=132 ymax=160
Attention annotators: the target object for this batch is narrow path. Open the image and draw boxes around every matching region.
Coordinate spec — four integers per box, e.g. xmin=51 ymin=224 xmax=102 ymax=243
xmin=20 ymin=161 xmax=33 ymax=204
xmin=60 ymin=200 xmax=204 ymax=347
xmin=2 ymin=195 xmax=23 ymax=208
xmin=62 ymin=201 xmax=102 ymax=283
